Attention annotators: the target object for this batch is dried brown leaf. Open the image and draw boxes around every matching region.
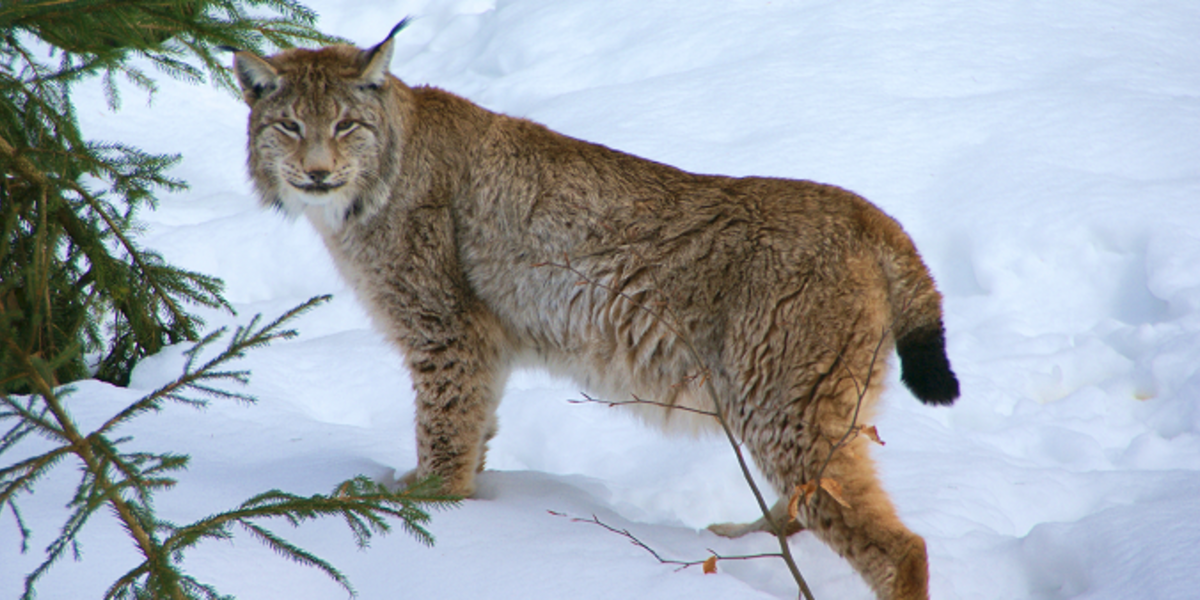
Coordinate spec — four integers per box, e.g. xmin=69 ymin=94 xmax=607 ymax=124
xmin=787 ymin=486 xmax=802 ymax=520
xmin=797 ymin=481 xmax=819 ymax=506
xmin=861 ymin=425 xmax=885 ymax=446
xmin=702 ymin=555 xmax=718 ymax=574
xmin=819 ymin=478 xmax=851 ymax=508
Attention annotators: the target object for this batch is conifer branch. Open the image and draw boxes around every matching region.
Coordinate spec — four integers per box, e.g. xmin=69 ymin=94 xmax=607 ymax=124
xmin=94 ymin=294 xmax=330 ymax=437
xmin=3 ymin=348 xmax=168 ymax=599
xmin=240 ymin=521 xmax=355 ymax=594
xmin=4 ymin=298 xmax=460 ymax=599
xmin=0 ymin=133 xmax=49 ymax=187
xmin=64 ymin=179 xmax=212 ymax=337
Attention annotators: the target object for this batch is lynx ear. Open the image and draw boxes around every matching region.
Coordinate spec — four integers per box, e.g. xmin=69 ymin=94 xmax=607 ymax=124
xmin=359 ymin=18 xmax=411 ymax=89
xmin=232 ymin=51 xmax=281 ymax=105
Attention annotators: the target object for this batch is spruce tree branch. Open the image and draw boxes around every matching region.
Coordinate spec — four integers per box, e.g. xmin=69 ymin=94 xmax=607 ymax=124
xmin=174 ymin=491 xmax=425 ymax=544
xmin=103 ymin=562 xmax=152 ymax=600
xmin=148 ymin=476 xmax=456 ymax=594
xmin=92 ymin=330 xmax=234 ymax=436
xmin=0 ymin=446 xmax=73 ymax=503
xmin=5 ymin=347 xmax=181 ymax=600
xmin=32 ymin=180 xmax=54 ymax=365
xmin=1 ymin=39 xmax=76 ymax=100
xmin=239 ymin=521 xmax=355 ymax=595
xmin=88 ymin=436 xmax=181 ymax=505
xmin=2 ymin=1 xmax=147 ymax=25
xmin=1 ymin=411 xmax=42 ymax=454
xmin=0 ymin=133 xmax=50 ymax=188
xmin=93 ymin=296 xmax=328 ymax=437
xmin=0 ymin=390 xmax=67 ymax=441
xmin=59 ymin=180 xmax=205 ymax=335
xmin=7 ymin=298 xmax=337 ymax=600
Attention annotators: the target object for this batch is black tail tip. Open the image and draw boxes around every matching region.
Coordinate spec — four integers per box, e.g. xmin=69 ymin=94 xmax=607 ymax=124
xmin=897 ymin=325 xmax=960 ymax=406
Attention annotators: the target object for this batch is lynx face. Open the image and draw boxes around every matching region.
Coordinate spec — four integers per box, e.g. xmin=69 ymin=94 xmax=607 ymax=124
xmin=235 ymin=44 xmax=401 ymax=228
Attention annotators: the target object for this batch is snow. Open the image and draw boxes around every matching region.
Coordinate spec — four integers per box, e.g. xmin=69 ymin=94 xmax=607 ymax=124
xmin=5 ymin=1 xmax=1200 ymax=598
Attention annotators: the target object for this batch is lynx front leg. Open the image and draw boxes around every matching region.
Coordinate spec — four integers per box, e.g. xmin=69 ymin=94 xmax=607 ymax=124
xmin=403 ymin=315 xmax=506 ymax=498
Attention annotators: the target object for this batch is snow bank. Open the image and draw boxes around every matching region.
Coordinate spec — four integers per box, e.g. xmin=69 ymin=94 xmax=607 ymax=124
xmin=4 ymin=1 xmax=1199 ymax=599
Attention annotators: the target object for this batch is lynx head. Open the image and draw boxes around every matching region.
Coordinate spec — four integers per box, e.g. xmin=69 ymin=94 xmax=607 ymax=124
xmin=232 ymin=20 xmax=411 ymax=229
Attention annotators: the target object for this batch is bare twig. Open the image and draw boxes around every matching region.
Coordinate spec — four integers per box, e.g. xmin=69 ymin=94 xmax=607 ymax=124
xmin=549 ymin=511 xmax=783 ymax=572
xmin=569 ymin=392 xmax=719 ymax=418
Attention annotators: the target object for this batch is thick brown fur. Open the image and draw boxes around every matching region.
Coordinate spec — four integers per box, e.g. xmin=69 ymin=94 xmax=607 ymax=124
xmin=233 ymin=28 xmax=958 ymax=600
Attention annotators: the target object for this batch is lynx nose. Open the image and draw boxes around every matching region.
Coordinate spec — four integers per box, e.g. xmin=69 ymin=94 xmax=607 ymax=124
xmin=307 ymin=169 xmax=331 ymax=184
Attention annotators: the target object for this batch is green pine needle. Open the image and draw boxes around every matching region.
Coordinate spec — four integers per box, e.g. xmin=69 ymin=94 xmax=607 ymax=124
xmin=5 ymin=298 xmax=458 ymax=600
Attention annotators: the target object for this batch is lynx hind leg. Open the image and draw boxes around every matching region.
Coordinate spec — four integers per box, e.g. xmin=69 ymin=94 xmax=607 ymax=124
xmin=800 ymin=434 xmax=930 ymax=600
xmin=719 ymin=313 xmax=929 ymax=597
xmin=707 ymin=444 xmax=929 ymax=600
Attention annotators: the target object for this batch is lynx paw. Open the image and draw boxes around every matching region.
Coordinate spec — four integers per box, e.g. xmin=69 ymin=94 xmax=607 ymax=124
xmin=707 ymin=521 xmax=761 ymax=539
xmin=708 ymin=513 xmax=804 ymax=538
xmin=398 ymin=467 xmax=479 ymax=497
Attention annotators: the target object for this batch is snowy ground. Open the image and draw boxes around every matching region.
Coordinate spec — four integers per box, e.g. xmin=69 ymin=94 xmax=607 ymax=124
xmin=5 ymin=1 xmax=1200 ymax=598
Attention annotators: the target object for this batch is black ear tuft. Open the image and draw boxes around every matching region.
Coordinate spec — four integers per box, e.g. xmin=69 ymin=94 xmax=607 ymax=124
xmin=357 ymin=17 xmax=412 ymax=89
xmin=383 ymin=17 xmax=414 ymax=43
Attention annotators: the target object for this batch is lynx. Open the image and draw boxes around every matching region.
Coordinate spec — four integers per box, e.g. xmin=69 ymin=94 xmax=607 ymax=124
xmin=232 ymin=22 xmax=959 ymax=600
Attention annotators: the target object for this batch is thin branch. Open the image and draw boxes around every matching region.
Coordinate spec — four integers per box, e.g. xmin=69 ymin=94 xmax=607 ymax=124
xmin=569 ymin=392 xmax=719 ymax=418
xmin=551 ymin=511 xmax=783 ymax=572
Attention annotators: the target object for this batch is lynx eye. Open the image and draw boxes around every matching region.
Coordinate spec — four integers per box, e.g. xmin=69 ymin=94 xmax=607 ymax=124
xmin=334 ymin=119 xmax=359 ymax=135
xmin=275 ymin=120 xmax=302 ymax=136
